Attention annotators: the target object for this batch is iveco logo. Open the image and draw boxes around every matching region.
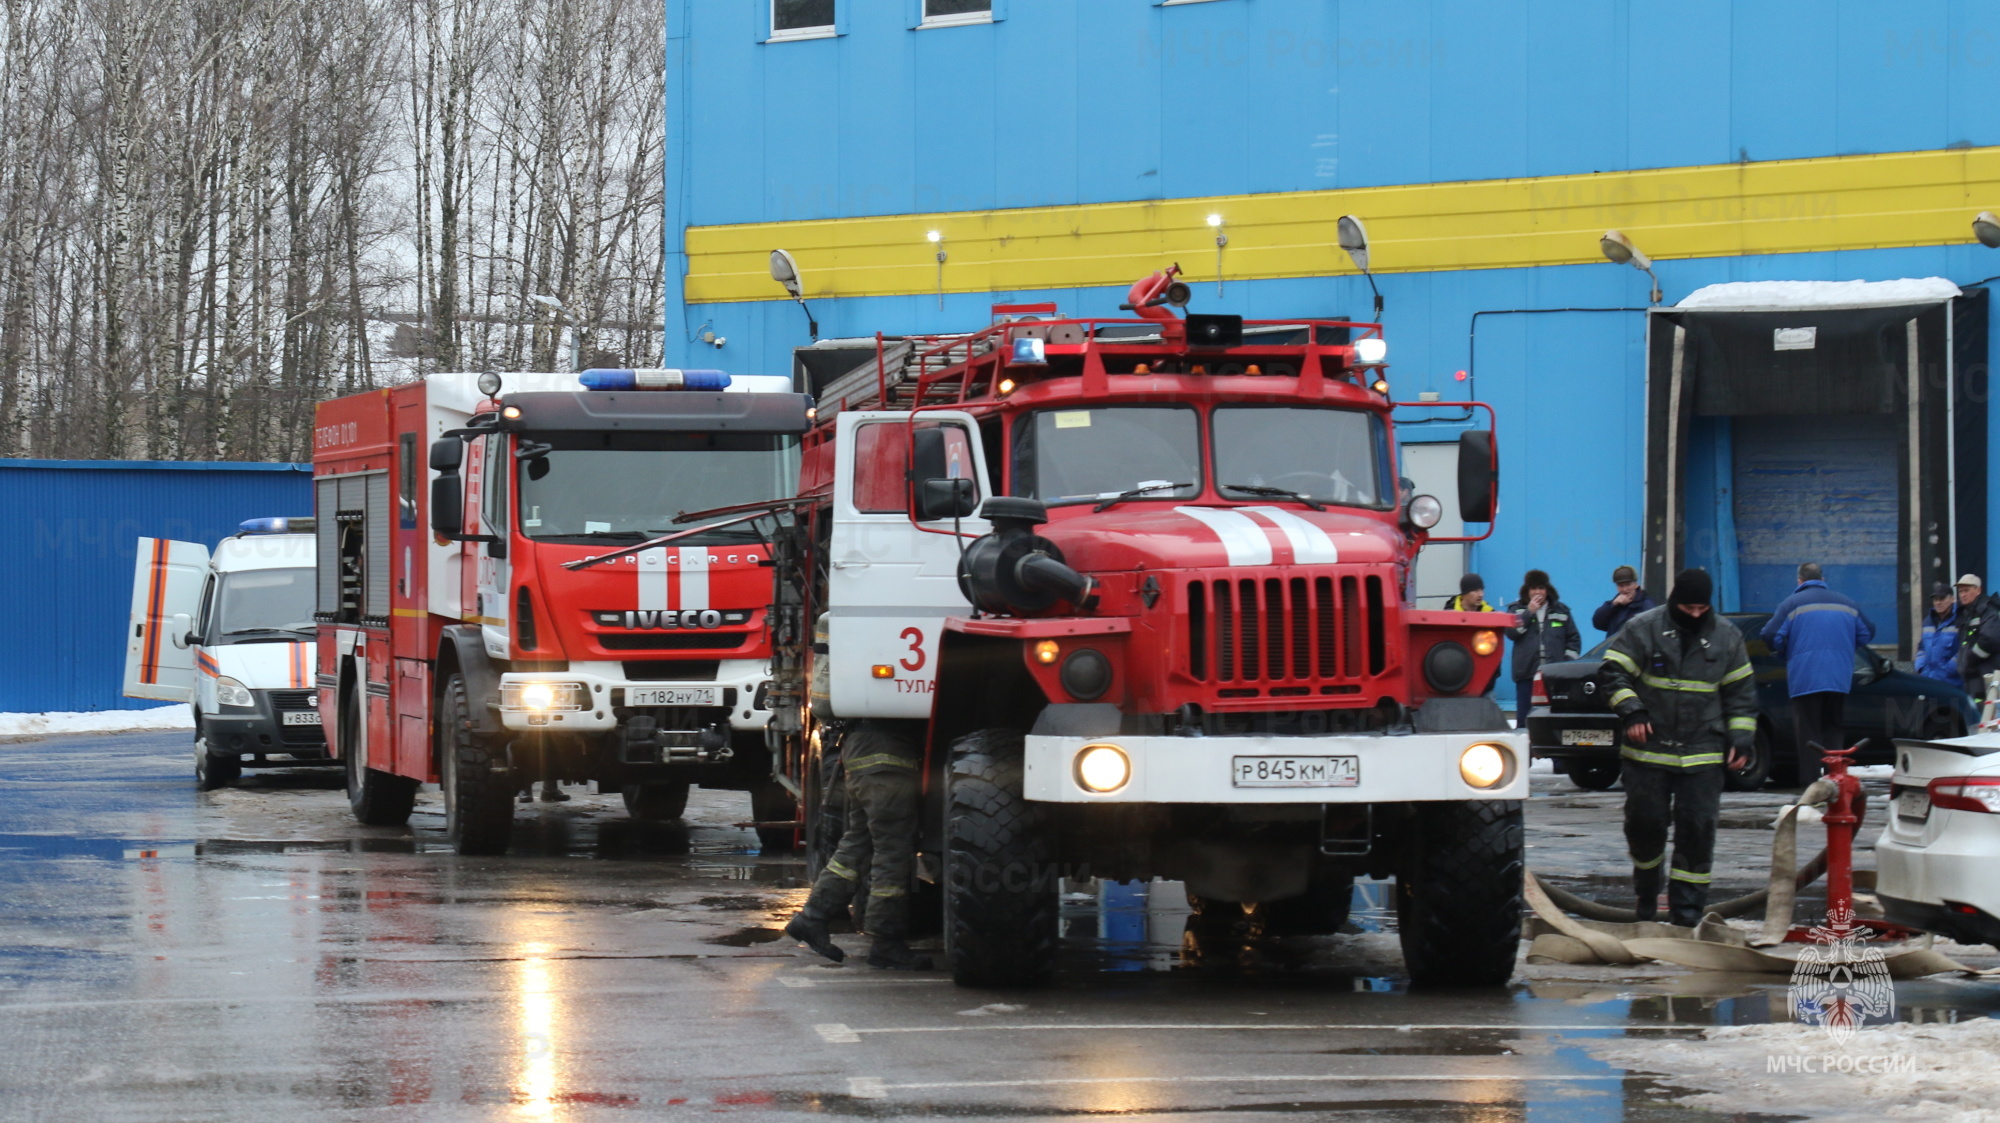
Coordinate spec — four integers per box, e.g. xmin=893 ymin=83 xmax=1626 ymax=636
xmin=1582 ymin=681 xmax=1597 ymax=695
xmin=594 ymin=609 xmax=750 ymax=630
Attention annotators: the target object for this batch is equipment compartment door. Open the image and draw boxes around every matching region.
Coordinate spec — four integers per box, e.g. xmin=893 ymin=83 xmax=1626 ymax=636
xmin=123 ymin=538 xmax=210 ymax=702
xmin=827 ymin=411 xmax=990 ymax=718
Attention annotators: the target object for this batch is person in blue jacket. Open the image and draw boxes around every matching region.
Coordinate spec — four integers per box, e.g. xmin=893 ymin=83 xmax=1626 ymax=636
xmin=1916 ymin=582 xmax=1964 ymax=688
xmin=1761 ymin=563 xmax=1875 ymax=787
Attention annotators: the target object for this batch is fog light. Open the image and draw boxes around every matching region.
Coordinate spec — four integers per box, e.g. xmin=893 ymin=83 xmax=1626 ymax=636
xmin=1471 ymin=629 xmax=1499 ymax=656
xmin=520 ymin=682 xmax=555 ymax=711
xmin=1033 ymin=639 xmax=1060 ymax=664
xmin=1459 ymin=742 xmax=1509 ymax=789
xmin=1075 ymin=743 xmax=1130 ymax=793
xmin=1059 ymin=648 xmax=1112 ymax=701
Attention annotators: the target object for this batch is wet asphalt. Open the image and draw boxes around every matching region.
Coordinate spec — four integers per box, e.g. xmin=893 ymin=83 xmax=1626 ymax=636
xmin=2 ymin=730 xmax=1997 ymax=1122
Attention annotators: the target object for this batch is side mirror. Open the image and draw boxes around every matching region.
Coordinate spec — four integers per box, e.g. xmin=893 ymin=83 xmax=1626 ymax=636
xmin=170 ymin=613 xmax=194 ymax=649
xmin=431 ymin=473 xmax=464 ymax=537
xmin=1457 ymin=429 xmax=1497 ymax=523
xmin=429 ymin=437 xmax=463 ymax=472
xmin=909 ymin=427 xmax=977 ymax=521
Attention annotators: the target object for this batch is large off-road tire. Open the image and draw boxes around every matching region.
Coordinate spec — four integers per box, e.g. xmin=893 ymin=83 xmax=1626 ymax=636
xmin=439 ymin=673 xmax=514 ymax=855
xmin=1723 ymin=726 xmax=1774 ymax=792
xmin=621 ymin=782 xmax=690 ymax=822
xmin=751 ymin=780 xmax=799 ymax=852
xmin=344 ymin=687 xmax=417 ymax=826
xmin=1396 ymin=800 xmax=1524 ymax=987
xmin=1251 ymin=863 xmax=1355 ymax=937
xmin=944 ymin=728 xmax=1058 ymax=988
xmin=194 ymin=736 xmax=240 ymax=791
xmin=1569 ymin=761 xmax=1621 ymax=791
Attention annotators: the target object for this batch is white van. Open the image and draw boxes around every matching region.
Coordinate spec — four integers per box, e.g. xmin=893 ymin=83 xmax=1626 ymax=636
xmin=123 ymin=518 xmax=334 ymax=788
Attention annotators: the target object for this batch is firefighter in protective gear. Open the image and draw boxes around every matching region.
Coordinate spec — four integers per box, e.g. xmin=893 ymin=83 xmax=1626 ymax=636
xmin=1599 ymin=568 xmax=1756 ymax=927
xmin=784 ymin=720 xmax=930 ymax=970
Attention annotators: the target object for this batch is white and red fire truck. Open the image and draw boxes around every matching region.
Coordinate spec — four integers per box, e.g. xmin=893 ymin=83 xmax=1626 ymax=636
xmin=771 ymin=266 xmax=1525 ymax=987
xmin=310 ymin=369 xmax=811 ymax=854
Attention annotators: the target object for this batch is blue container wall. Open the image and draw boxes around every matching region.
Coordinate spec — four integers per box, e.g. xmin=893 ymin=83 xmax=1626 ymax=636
xmin=666 ymin=0 xmax=2000 ymax=703
xmin=0 ymin=461 xmax=313 ymax=713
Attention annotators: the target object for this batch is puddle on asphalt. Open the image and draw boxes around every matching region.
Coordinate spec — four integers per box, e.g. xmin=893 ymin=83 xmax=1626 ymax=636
xmin=705 ymin=926 xmax=785 ymax=947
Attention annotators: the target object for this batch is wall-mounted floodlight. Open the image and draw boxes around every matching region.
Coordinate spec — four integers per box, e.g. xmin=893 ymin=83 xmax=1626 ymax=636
xmin=1599 ymin=229 xmax=1663 ymax=305
xmin=768 ymin=249 xmax=818 ymax=340
xmin=1208 ymin=212 xmax=1224 ymax=295
xmin=1975 ymin=212 xmax=2000 ymax=249
xmin=926 ymin=231 xmax=947 ymax=309
xmin=1336 ymin=215 xmax=1383 ymax=320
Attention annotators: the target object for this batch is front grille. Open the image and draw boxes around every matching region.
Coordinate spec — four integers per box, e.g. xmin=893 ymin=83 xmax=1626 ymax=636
xmin=268 ymin=690 xmax=324 ymax=747
xmin=623 ymin=660 xmax=720 ymax=682
xmin=597 ymin=632 xmax=752 ymax=652
xmin=1187 ymin=574 xmax=1387 ymax=687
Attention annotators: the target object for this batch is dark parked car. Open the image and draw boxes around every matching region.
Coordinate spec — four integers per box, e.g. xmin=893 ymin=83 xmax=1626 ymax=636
xmin=1528 ymin=613 xmax=1976 ymax=791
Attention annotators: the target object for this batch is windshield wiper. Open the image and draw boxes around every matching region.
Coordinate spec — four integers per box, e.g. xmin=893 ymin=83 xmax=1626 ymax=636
xmin=1092 ymin=482 xmax=1192 ymax=513
xmin=223 ymin=627 xmax=314 ymax=639
xmin=1221 ymin=483 xmax=1326 ymax=511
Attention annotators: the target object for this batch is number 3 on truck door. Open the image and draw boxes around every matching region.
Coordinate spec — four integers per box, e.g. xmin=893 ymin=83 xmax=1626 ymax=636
xmin=899 ymin=627 xmax=925 ymax=672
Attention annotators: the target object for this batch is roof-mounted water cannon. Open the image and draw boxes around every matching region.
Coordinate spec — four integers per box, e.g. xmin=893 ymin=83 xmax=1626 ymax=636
xmin=1120 ymin=263 xmax=1191 ymax=322
xmin=768 ymin=249 xmax=819 ymax=341
xmin=1337 ymin=215 xmax=1384 ymax=321
xmin=578 ymin=368 xmax=732 ymax=392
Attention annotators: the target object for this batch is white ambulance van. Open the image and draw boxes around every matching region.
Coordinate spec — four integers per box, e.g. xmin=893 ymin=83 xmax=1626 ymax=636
xmin=123 ymin=517 xmax=334 ymax=788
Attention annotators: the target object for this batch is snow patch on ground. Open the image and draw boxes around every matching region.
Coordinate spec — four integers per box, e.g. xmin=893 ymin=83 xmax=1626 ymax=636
xmin=0 ymin=706 xmax=192 ymax=738
xmin=1676 ymin=278 xmax=1961 ymax=310
xmin=1584 ymin=1016 xmax=2000 ymax=1121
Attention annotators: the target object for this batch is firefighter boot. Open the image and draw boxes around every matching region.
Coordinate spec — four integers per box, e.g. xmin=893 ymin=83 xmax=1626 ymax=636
xmin=1667 ymin=879 xmax=1709 ymax=930
xmin=1632 ymin=863 xmax=1663 ymax=922
xmin=862 ymin=894 xmax=932 ymax=971
xmin=784 ymin=881 xmax=851 ymax=964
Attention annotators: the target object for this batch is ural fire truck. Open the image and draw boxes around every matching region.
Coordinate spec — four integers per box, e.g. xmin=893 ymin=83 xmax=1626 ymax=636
xmin=310 ymin=369 xmax=810 ymax=854
xmin=776 ymin=266 xmax=1524 ymax=987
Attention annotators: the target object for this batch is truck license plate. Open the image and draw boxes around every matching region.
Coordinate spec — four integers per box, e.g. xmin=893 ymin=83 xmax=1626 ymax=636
xmin=1895 ymin=787 xmax=1931 ymax=822
xmin=280 ymin=711 xmax=321 ymax=726
xmin=626 ymin=687 xmax=717 ymax=707
xmin=1561 ymin=729 xmax=1614 ymax=746
xmin=1231 ymin=756 xmax=1359 ymax=788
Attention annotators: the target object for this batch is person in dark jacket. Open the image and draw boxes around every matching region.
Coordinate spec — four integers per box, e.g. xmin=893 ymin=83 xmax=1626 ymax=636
xmin=1507 ymin=569 xmax=1580 ymax=727
xmin=1916 ymin=583 xmax=1964 ymax=688
xmin=1592 ymin=564 xmax=1658 ymax=641
xmin=1761 ymin=563 xmax=1874 ymax=787
xmin=1601 ymin=568 xmax=1756 ymax=927
xmin=1953 ymin=575 xmax=2000 ymax=696
xmin=785 ymin=722 xmax=930 ymax=970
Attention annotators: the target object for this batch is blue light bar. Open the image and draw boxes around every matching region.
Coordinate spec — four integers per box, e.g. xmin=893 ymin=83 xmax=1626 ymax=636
xmin=239 ymin=517 xmax=312 ymax=535
xmin=579 ymin=368 xmax=732 ymax=391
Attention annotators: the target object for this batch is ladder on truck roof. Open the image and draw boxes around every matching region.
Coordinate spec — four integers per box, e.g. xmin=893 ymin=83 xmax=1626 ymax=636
xmin=806 ymin=330 xmax=1003 ymax=418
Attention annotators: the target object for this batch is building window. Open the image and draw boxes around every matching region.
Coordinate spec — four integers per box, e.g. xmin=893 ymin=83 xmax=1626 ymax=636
xmin=921 ymin=0 xmax=992 ymax=28
xmin=771 ymin=0 xmax=835 ymax=41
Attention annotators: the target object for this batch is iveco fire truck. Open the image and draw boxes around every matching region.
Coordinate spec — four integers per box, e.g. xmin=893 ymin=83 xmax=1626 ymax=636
xmin=773 ymin=266 xmax=1523 ymax=988
xmin=311 ymin=369 xmax=810 ymax=854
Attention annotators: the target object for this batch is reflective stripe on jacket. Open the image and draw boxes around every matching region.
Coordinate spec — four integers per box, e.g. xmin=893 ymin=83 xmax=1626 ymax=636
xmin=1600 ymin=605 xmax=1758 ymax=766
xmin=1761 ymin=580 xmax=1874 ymax=697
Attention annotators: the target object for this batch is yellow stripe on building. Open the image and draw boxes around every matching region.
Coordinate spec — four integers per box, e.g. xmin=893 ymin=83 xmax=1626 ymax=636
xmin=685 ymin=145 xmax=2000 ymax=304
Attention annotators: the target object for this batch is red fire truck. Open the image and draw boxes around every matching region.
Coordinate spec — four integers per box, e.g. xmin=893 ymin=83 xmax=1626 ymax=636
xmin=310 ymin=369 xmax=811 ymax=854
xmin=773 ymin=265 xmax=1524 ymax=987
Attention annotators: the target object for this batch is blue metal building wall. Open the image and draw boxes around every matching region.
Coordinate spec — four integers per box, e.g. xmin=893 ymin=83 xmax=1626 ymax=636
xmin=664 ymin=0 xmax=2000 ymax=700
xmin=0 ymin=460 xmax=313 ymax=713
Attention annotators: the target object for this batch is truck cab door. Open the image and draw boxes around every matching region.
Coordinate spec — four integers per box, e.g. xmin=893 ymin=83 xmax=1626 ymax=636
xmin=464 ymin=431 xmax=512 ymax=658
xmin=124 ymin=538 xmax=210 ymax=702
xmin=827 ymin=410 xmax=990 ymax=718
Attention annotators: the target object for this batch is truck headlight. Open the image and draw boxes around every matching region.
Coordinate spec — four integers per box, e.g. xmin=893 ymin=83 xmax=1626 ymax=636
xmin=1459 ymin=742 xmax=1510 ymax=789
xmin=502 ymin=680 xmax=585 ymax=712
xmin=1059 ymin=648 xmax=1112 ymax=701
xmin=1407 ymin=494 xmax=1443 ymax=530
xmin=1074 ymin=743 xmax=1131 ymax=794
xmin=215 ymin=676 xmax=255 ymax=708
xmin=1423 ymin=641 xmax=1474 ymax=693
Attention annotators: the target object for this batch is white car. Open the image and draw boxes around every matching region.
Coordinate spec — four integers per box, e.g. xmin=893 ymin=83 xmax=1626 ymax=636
xmin=1876 ymin=731 xmax=2000 ymax=949
xmin=123 ymin=518 xmax=332 ymax=789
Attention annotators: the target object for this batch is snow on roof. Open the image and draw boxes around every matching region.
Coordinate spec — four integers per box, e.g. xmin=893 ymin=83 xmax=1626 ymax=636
xmin=1674 ymin=278 xmax=1962 ymax=310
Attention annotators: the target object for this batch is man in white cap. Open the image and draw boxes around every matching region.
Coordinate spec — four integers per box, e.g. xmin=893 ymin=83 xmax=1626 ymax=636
xmin=1955 ymin=575 xmax=1999 ymax=696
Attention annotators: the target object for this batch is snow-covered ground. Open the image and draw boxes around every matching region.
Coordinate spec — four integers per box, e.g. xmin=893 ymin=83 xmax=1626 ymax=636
xmin=0 ymin=706 xmax=192 ymax=739
xmin=1585 ymin=1015 xmax=2000 ymax=1122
